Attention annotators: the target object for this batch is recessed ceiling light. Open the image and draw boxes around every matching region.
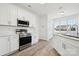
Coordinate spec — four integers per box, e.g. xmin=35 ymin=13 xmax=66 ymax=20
xmin=27 ymin=5 xmax=31 ymax=8
xmin=40 ymin=1 xmax=46 ymax=4
xmin=40 ymin=3 xmax=45 ymax=4
xmin=57 ymin=11 xmax=64 ymax=15
xmin=59 ymin=11 xmax=64 ymax=14
xmin=59 ymin=6 xmax=63 ymax=9
xmin=57 ymin=6 xmax=65 ymax=15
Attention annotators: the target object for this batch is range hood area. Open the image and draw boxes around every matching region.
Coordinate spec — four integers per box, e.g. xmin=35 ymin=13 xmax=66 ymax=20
xmin=17 ymin=19 xmax=29 ymax=27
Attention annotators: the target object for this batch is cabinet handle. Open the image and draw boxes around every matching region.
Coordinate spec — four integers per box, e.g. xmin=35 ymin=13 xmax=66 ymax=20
xmin=8 ymin=37 xmax=9 ymax=42
xmin=8 ymin=21 xmax=11 ymax=25
xmin=62 ymin=43 xmax=66 ymax=49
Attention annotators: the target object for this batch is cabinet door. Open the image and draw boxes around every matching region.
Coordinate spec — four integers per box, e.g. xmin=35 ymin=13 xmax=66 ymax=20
xmin=10 ymin=35 xmax=19 ymax=52
xmin=17 ymin=7 xmax=29 ymax=21
xmin=31 ymin=32 xmax=37 ymax=45
xmin=0 ymin=4 xmax=9 ymax=25
xmin=29 ymin=28 xmax=38 ymax=45
xmin=17 ymin=7 xmax=24 ymax=20
xmin=9 ymin=5 xmax=17 ymax=26
xmin=0 ymin=36 xmax=9 ymax=55
xmin=32 ymin=33 xmax=38 ymax=45
xmin=53 ymin=35 xmax=58 ymax=49
xmin=53 ymin=35 xmax=65 ymax=55
xmin=63 ymin=41 xmax=79 ymax=56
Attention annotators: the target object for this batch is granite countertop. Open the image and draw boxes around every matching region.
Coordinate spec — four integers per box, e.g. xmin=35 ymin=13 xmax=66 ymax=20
xmin=55 ymin=33 xmax=79 ymax=41
xmin=64 ymin=34 xmax=79 ymax=38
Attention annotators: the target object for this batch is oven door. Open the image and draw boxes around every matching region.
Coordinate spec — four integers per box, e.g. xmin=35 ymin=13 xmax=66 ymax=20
xmin=19 ymin=36 xmax=32 ymax=51
xmin=19 ymin=36 xmax=32 ymax=46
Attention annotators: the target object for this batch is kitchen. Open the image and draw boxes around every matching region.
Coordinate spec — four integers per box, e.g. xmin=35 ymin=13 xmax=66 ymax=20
xmin=0 ymin=3 xmax=79 ymax=56
xmin=0 ymin=3 xmax=39 ymax=56
xmin=52 ymin=14 xmax=79 ymax=55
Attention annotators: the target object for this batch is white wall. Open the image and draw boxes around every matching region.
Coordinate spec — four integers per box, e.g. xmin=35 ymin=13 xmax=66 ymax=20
xmin=47 ymin=16 xmax=54 ymax=40
xmin=38 ymin=15 xmax=48 ymax=40
xmin=38 ymin=14 xmax=54 ymax=40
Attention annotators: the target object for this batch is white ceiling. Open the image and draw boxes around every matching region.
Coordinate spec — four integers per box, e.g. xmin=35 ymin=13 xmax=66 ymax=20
xmin=18 ymin=3 xmax=79 ymax=16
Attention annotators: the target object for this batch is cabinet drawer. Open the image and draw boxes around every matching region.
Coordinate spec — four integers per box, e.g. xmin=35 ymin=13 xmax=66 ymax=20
xmin=0 ymin=36 xmax=9 ymax=55
xmin=63 ymin=42 xmax=79 ymax=56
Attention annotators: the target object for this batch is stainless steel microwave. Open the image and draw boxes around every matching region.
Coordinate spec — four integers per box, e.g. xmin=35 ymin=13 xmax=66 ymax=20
xmin=17 ymin=19 xmax=29 ymax=27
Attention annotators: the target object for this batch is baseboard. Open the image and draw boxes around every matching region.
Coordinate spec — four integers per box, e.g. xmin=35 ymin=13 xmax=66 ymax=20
xmin=3 ymin=49 xmax=19 ymax=56
xmin=53 ymin=48 xmax=61 ymax=56
xmin=39 ymin=39 xmax=49 ymax=41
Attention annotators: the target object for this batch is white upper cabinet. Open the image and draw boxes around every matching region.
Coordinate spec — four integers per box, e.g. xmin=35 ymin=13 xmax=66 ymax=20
xmin=17 ymin=6 xmax=36 ymax=27
xmin=0 ymin=4 xmax=18 ymax=26
xmin=17 ymin=6 xmax=28 ymax=20
xmin=17 ymin=7 xmax=25 ymax=20
xmin=17 ymin=7 xmax=30 ymax=21
xmin=8 ymin=4 xmax=18 ymax=26
xmin=0 ymin=4 xmax=9 ymax=25
xmin=0 ymin=4 xmax=37 ymax=27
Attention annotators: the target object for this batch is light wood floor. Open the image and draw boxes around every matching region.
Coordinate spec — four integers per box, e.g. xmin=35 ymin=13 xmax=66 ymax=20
xmin=12 ymin=40 xmax=60 ymax=56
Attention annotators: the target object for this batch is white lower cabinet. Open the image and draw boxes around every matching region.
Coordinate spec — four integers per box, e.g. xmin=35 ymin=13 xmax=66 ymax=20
xmin=63 ymin=41 xmax=79 ymax=56
xmin=10 ymin=35 xmax=19 ymax=52
xmin=53 ymin=35 xmax=64 ymax=55
xmin=53 ymin=34 xmax=79 ymax=56
xmin=28 ymin=28 xmax=39 ymax=45
xmin=32 ymin=33 xmax=38 ymax=45
xmin=0 ymin=35 xmax=19 ymax=56
xmin=0 ymin=36 xmax=9 ymax=55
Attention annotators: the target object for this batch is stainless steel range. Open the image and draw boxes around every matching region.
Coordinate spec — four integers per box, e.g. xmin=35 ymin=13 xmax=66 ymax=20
xmin=16 ymin=29 xmax=32 ymax=51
